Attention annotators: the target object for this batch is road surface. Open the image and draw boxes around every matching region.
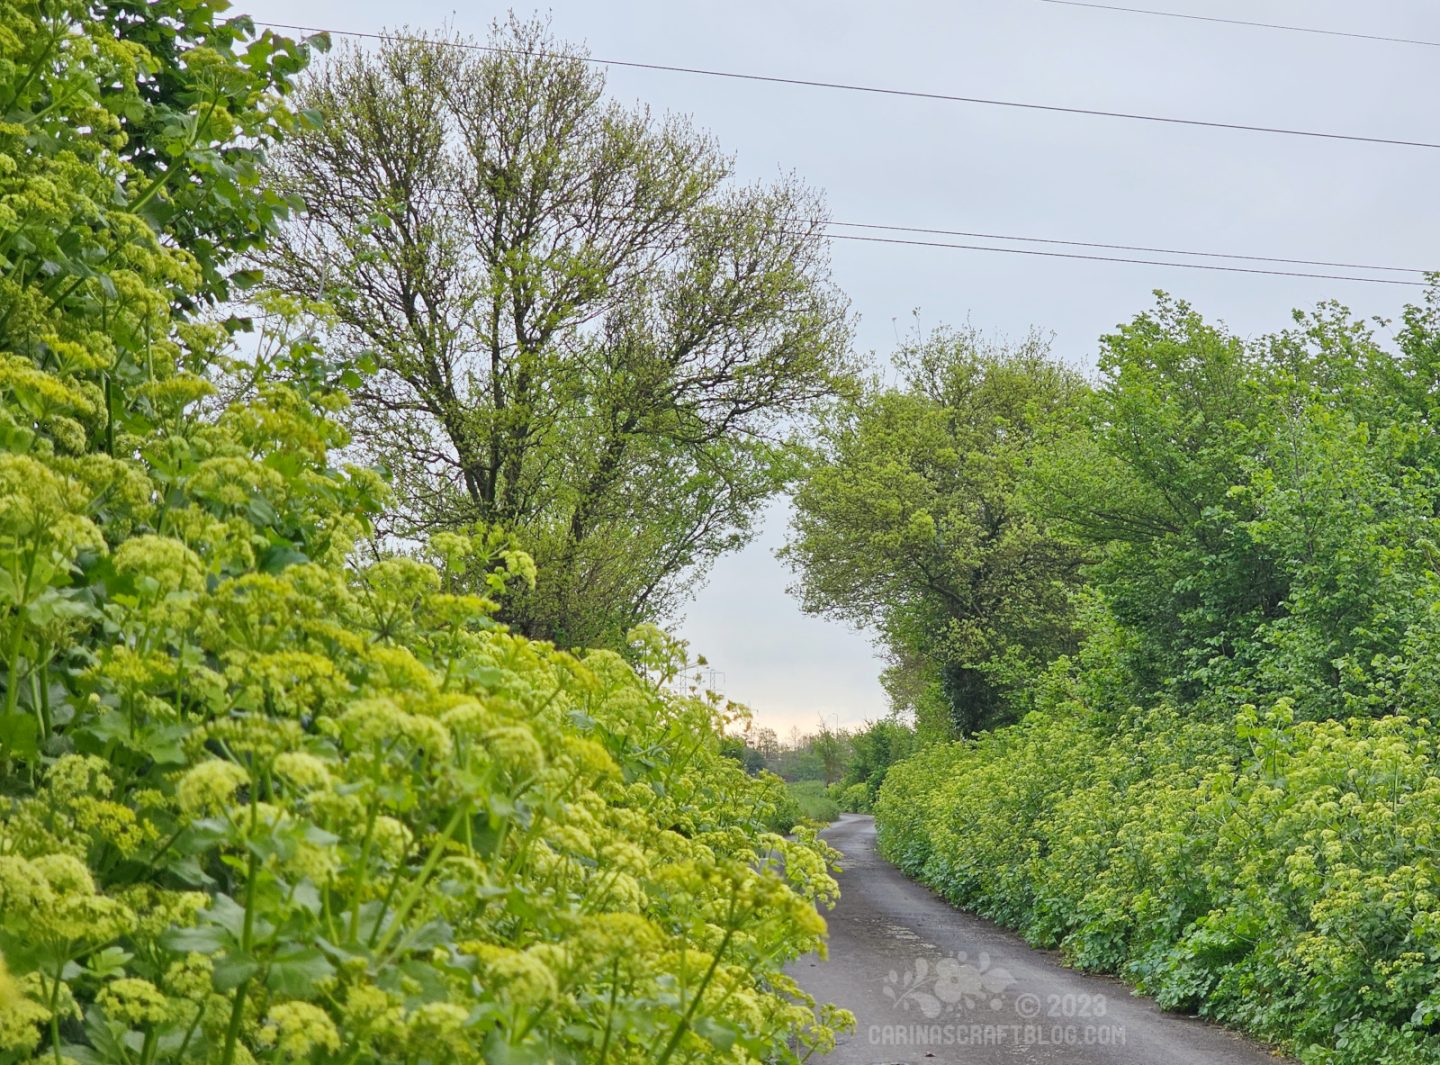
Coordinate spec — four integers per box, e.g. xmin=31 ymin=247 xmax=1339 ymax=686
xmin=791 ymin=815 xmax=1284 ymax=1065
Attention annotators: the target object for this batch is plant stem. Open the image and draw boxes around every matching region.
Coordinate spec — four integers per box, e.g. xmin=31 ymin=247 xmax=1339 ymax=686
xmin=347 ymin=800 xmax=380 ymax=945
xmin=655 ymin=920 xmax=737 ymax=1065
xmin=218 ymin=977 xmax=251 ymax=1065
xmin=596 ymin=960 xmax=621 ymax=1065
xmin=371 ymin=805 xmax=467 ymax=957
xmin=48 ymin=959 xmax=65 ymax=1065
xmin=220 ymin=826 xmax=261 ymax=1065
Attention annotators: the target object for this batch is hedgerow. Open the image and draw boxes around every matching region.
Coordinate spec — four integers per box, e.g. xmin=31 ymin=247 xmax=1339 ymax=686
xmin=877 ymin=671 xmax=1440 ymax=1064
xmin=834 ymin=784 xmax=870 ymax=815
xmin=0 ymin=4 xmax=848 ymax=1062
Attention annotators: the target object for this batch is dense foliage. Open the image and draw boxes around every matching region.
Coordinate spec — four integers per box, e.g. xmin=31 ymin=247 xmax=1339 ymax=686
xmin=263 ymin=17 xmax=855 ymax=650
xmin=0 ymin=6 xmax=848 ymax=1063
xmin=784 ymin=327 xmax=1086 ymax=736
xmin=834 ymin=720 xmax=916 ymax=811
xmin=1033 ymin=294 xmax=1440 ymax=721
xmin=877 ymin=697 xmax=1440 ymax=1064
xmin=875 ymin=289 xmax=1440 ymax=1064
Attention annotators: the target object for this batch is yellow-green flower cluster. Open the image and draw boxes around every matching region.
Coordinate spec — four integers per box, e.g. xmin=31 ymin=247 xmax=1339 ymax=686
xmin=261 ymin=1001 xmax=342 ymax=1058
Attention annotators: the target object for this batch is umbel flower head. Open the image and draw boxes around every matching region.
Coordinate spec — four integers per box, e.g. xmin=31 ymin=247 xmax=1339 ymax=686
xmin=0 ymin=954 xmax=52 ymax=1056
xmin=261 ymin=1001 xmax=342 ymax=1058
xmin=176 ymin=760 xmax=249 ymax=817
xmin=97 ymin=978 xmax=168 ymax=1027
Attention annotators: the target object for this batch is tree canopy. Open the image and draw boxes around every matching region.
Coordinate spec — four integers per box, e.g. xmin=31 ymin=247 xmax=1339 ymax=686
xmin=262 ymin=16 xmax=854 ymax=649
xmin=1034 ymin=292 xmax=1440 ymax=720
xmin=784 ymin=327 xmax=1087 ymax=736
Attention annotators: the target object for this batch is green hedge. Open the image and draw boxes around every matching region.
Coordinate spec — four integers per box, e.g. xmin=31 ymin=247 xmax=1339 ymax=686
xmin=836 ymin=782 xmax=872 ymax=814
xmin=876 ymin=699 xmax=1440 ymax=1063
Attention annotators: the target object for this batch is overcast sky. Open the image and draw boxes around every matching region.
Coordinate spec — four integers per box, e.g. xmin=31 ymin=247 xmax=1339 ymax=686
xmin=244 ymin=0 xmax=1437 ymax=736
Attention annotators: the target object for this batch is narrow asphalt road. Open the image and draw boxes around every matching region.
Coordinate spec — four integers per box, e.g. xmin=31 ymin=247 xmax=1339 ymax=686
xmin=790 ymin=815 xmax=1285 ymax=1065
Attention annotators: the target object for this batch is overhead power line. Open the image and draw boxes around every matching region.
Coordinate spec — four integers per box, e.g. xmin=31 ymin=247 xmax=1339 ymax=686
xmin=259 ymin=22 xmax=1440 ymax=151
xmin=290 ymin=183 xmax=1429 ymax=287
xmin=1038 ymin=1 xmax=1440 ymax=49
xmin=817 ymin=231 xmax=1425 ymax=287
xmin=825 ymin=220 xmax=1428 ymax=275
xmin=289 ymin=176 xmax=1433 ymax=279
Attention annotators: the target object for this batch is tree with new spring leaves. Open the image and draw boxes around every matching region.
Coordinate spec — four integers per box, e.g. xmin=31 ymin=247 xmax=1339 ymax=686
xmin=0 ymin=3 xmax=851 ymax=1062
xmin=784 ymin=326 xmax=1087 ymax=736
xmin=262 ymin=15 xmax=855 ymax=649
xmin=1030 ymin=293 xmax=1440 ymax=720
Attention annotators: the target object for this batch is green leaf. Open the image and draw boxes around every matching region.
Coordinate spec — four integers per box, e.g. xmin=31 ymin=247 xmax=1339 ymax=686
xmin=0 ymin=712 xmax=39 ymax=760
xmin=259 ymin=544 xmax=309 ymax=573
xmin=265 ymin=945 xmax=335 ymax=997
xmin=86 ymin=947 xmax=134 ymax=978
xmin=245 ymin=493 xmax=278 ymax=526
xmin=159 ymin=924 xmax=228 ymax=954
xmin=213 ymin=954 xmax=260 ymax=991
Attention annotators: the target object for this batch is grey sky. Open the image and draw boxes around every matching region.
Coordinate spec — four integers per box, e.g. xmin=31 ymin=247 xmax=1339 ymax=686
xmin=244 ymin=0 xmax=1437 ymax=735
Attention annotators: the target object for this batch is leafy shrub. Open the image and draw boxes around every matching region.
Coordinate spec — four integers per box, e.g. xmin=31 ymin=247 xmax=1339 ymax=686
xmin=786 ymin=781 xmax=840 ymax=825
xmin=837 ymin=783 xmax=872 ymax=813
xmin=835 ymin=718 xmax=916 ymax=801
xmin=1031 ymin=292 xmax=1440 ymax=726
xmin=0 ymin=5 xmax=849 ymax=1062
xmin=873 ymin=283 xmax=1440 ymax=1065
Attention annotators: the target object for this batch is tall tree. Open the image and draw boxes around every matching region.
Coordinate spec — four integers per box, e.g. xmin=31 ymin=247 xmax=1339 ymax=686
xmin=262 ymin=16 xmax=853 ymax=649
xmin=784 ymin=327 xmax=1087 ymax=736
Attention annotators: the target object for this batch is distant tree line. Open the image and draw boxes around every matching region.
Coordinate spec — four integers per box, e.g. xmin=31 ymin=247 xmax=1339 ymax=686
xmin=722 ymin=718 xmax=919 ymax=811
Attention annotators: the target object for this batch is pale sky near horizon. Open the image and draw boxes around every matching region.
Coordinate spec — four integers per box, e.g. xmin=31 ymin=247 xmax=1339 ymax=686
xmin=241 ymin=0 xmax=1438 ymax=735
